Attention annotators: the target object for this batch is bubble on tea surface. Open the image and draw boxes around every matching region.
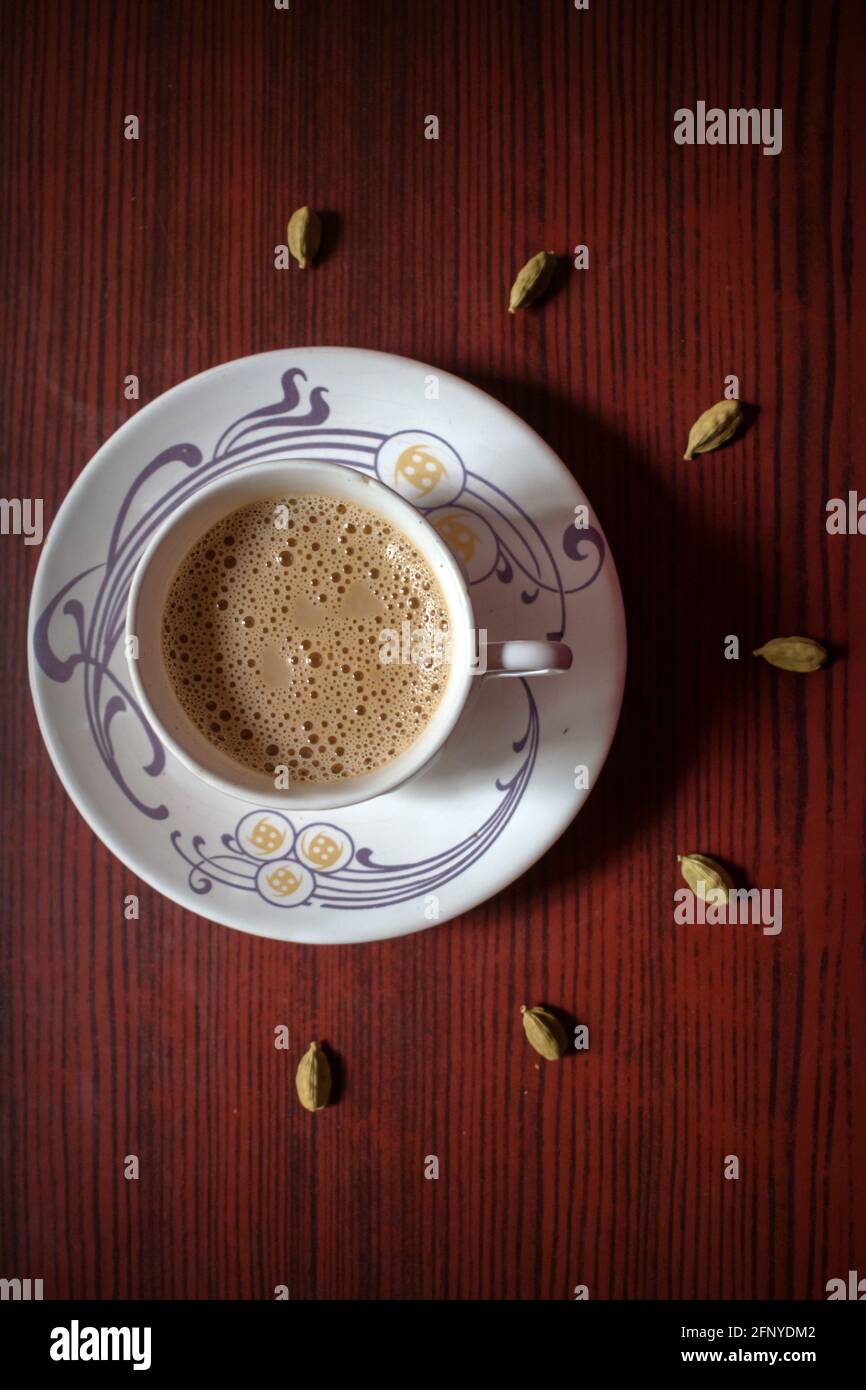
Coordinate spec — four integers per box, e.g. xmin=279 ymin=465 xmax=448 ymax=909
xmin=162 ymin=493 xmax=449 ymax=782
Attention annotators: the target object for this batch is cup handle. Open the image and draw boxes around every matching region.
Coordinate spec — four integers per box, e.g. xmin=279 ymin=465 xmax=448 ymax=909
xmin=481 ymin=640 xmax=572 ymax=678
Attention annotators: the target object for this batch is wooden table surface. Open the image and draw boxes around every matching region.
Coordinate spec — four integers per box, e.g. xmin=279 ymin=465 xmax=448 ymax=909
xmin=2 ymin=0 xmax=864 ymax=1301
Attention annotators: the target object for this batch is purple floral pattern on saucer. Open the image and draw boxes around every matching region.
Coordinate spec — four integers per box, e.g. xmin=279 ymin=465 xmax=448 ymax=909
xmin=28 ymin=351 xmax=622 ymax=938
xmin=33 ymin=369 xmax=605 ymax=910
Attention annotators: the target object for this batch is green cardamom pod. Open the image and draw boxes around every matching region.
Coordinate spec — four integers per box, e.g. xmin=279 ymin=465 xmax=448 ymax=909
xmin=521 ymin=1004 xmax=567 ymax=1060
xmin=677 ymin=853 xmax=733 ymax=904
xmin=295 ymin=1041 xmax=331 ymax=1111
xmin=752 ymin=637 xmax=828 ymax=672
xmin=287 ymin=206 xmax=322 ymax=269
xmin=509 ymin=251 xmax=557 ymax=313
xmin=683 ymin=400 xmax=743 ymax=459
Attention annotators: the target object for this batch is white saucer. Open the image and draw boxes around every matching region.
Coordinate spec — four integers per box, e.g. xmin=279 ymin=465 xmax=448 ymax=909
xmin=28 ymin=348 xmax=626 ymax=944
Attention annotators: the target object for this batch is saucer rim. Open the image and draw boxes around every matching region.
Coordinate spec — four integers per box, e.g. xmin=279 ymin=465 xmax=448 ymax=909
xmin=27 ymin=346 xmax=627 ymax=943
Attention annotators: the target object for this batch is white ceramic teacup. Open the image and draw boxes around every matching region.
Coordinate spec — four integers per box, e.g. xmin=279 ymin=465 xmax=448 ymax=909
xmin=126 ymin=459 xmax=571 ymax=810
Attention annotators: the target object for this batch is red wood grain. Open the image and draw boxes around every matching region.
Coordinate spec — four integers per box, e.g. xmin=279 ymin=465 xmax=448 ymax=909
xmin=1 ymin=0 xmax=864 ymax=1299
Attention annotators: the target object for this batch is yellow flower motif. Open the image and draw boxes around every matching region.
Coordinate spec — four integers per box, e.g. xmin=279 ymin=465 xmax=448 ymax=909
xmin=299 ymin=831 xmax=343 ymax=870
xmin=249 ymin=816 xmax=287 ymax=855
xmin=264 ymin=864 xmax=302 ymax=897
xmin=434 ymin=512 xmax=477 ymax=564
xmin=394 ymin=445 xmax=445 ymax=494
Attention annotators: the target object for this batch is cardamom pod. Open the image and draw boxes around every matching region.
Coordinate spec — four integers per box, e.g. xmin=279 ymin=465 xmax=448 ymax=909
xmin=509 ymin=251 xmax=557 ymax=313
xmin=752 ymin=636 xmax=828 ymax=672
xmin=295 ymin=1041 xmax=331 ymax=1111
xmin=677 ymin=853 xmax=733 ymax=904
xmin=287 ymin=206 xmax=322 ymax=269
xmin=521 ymin=1004 xmax=567 ymax=1060
xmin=682 ymin=400 xmax=744 ymax=459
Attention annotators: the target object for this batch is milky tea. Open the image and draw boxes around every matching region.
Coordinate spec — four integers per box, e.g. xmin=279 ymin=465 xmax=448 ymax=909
xmin=161 ymin=493 xmax=451 ymax=785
